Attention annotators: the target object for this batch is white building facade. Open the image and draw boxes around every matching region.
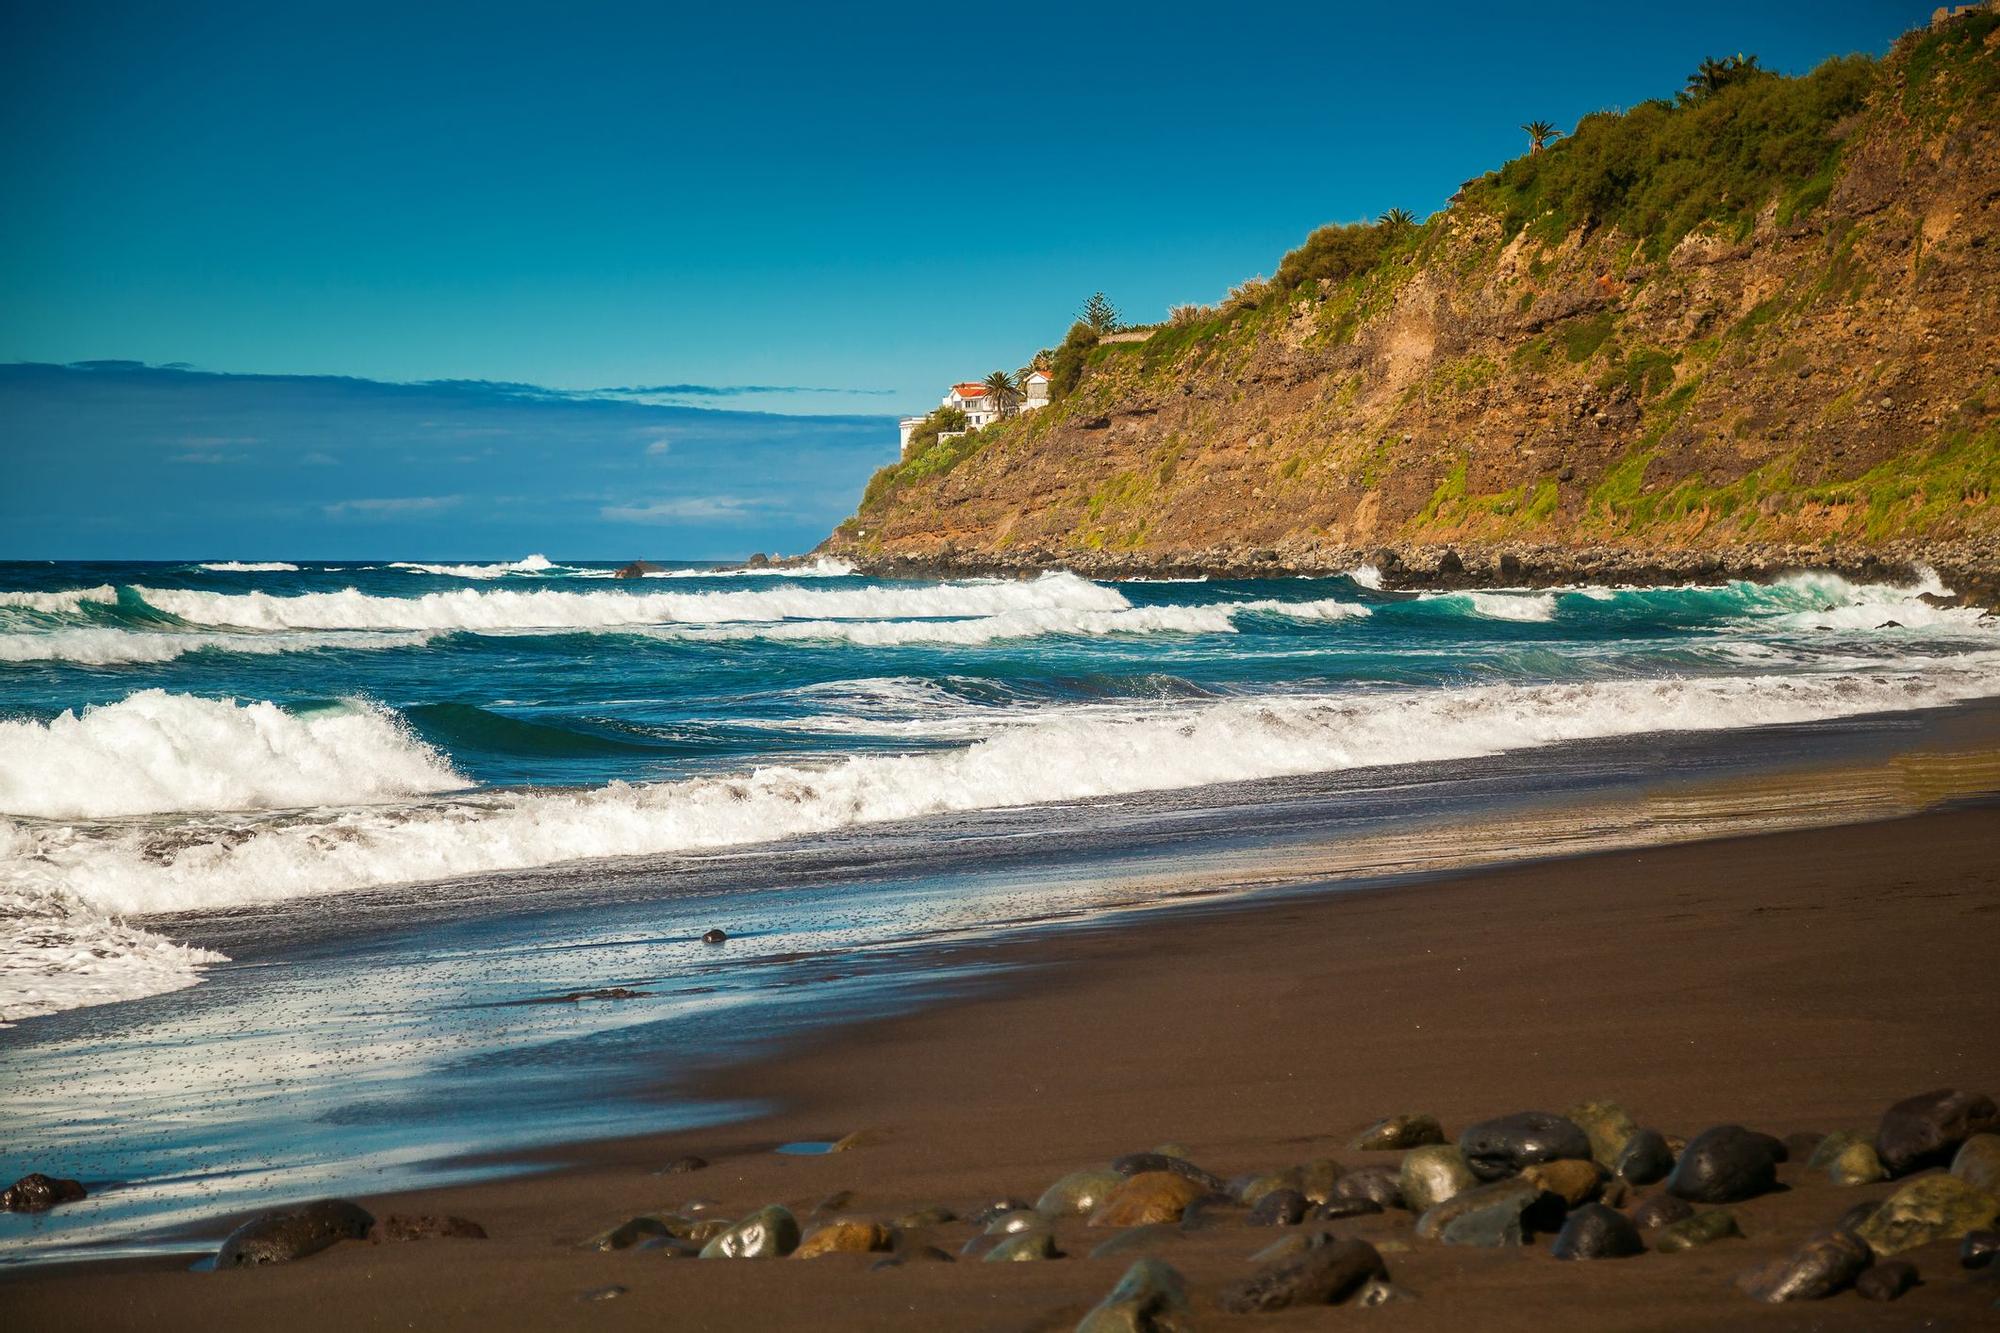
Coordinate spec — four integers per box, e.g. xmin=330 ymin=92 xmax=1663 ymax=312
xmin=899 ymin=371 xmax=1054 ymax=458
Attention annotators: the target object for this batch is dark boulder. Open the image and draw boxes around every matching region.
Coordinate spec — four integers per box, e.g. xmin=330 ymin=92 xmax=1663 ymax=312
xmin=657 ymin=1154 xmax=709 ymax=1175
xmin=1875 ymin=1088 xmax=1999 ymax=1176
xmin=1110 ymin=1153 xmax=1229 ymax=1195
xmin=1075 ymin=1257 xmax=1193 ymax=1333
xmin=1326 ymin=1164 xmax=1403 ymax=1210
xmin=1614 ymin=1129 xmax=1674 ymax=1185
xmin=0 ymin=1174 xmax=87 ymax=1213
xmin=700 ymin=928 xmax=728 ymax=944
xmin=1964 ymin=1230 xmax=1999 ymax=1269
xmin=1218 ymin=1238 xmax=1387 ymax=1313
xmin=1738 ymin=1229 xmax=1873 ymax=1302
xmin=1246 ymin=1190 xmax=1308 ymax=1226
xmin=1551 ymin=1202 xmax=1645 ymax=1259
xmin=1665 ymin=1125 xmax=1779 ymax=1203
xmin=1311 ymin=1197 xmax=1383 ymax=1222
xmin=217 ymin=1200 xmax=375 ymax=1267
xmin=1855 ymin=1259 xmax=1917 ymax=1301
xmin=612 ymin=561 xmax=663 ymax=579
xmin=1458 ymin=1111 xmax=1592 ymax=1181
xmin=1631 ymin=1193 xmax=1694 ymax=1230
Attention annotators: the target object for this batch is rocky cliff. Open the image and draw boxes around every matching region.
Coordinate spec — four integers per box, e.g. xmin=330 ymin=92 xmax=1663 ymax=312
xmin=823 ymin=10 xmax=2000 ymax=595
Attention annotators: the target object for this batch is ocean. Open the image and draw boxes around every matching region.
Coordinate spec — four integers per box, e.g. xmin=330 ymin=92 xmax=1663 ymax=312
xmin=2 ymin=556 xmax=1997 ymax=1260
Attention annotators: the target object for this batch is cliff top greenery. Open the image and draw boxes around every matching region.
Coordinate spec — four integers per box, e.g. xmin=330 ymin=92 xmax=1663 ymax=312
xmin=848 ymin=11 xmax=1998 ymax=518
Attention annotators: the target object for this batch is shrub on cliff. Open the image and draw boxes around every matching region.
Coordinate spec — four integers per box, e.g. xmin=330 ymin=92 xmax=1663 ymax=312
xmin=1480 ymin=51 xmax=1877 ymax=256
xmin=1050 ymin=321 xmax=1100 ymax=398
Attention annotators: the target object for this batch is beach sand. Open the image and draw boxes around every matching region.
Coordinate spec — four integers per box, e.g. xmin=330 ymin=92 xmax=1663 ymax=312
xmin=10 ymin=804 xmax=1999 ymax=1330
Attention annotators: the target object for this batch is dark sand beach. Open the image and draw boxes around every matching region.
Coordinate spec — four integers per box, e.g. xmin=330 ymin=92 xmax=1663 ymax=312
xmin=13 ymin=802 xmax=1998 ymax=1330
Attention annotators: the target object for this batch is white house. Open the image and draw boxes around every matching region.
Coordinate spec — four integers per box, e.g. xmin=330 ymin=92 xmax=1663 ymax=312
xmin=900 ymin=371 xmax=1053 ymax=458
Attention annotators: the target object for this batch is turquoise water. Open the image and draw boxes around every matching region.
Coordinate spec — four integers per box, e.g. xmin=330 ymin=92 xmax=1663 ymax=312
xmin=1 ymin=555 xmax=1997 ymax=1259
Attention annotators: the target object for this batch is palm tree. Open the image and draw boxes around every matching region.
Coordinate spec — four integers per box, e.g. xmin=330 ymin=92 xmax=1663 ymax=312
xmin=982 ymin=369 xmax=1020 ymax=419
xmin=1523 ymin=120 xmax=1560 ymax=153
xmin=1685 ymin=54 xmax=1762 ymax=100
xmin=1379 ymin=207 xmax=1416 ymax=232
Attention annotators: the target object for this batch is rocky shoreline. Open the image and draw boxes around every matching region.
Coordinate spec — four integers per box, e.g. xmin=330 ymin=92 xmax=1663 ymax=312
xmin=805 ymin=540 xmax=2000 ymax=608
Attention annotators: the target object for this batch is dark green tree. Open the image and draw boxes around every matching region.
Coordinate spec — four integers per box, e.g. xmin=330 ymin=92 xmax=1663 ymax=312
xmin=1080 ymin=291 xmax=1121 ymax=335
xmin=1378 ymin=207 xmax=1416 ymax=232
xmin=1684 ymin=54 xmax=1764 ymax=101
xmin=1523 ymin=120 xmax=1560 ymax=152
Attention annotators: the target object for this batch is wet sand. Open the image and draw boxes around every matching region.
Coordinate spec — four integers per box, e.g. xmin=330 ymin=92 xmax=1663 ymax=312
xmin=10 ymin=804 xmax=2000 ymax=1330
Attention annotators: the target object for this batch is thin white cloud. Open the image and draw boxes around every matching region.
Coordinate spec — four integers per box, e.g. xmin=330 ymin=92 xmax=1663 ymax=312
xmin=170 ymin=450 xmax=241 ymax=464
xmin=323 ymin=495 xmax=463 ymax=518
xmin=601 ymin=496 xmax=758 ymax=523
xmin=645 ymin=436 xmax=672 ymax=457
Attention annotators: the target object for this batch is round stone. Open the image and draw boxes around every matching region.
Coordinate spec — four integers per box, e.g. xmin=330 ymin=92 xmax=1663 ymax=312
xmin=1399 ymin=1145 xmax=1477 ymax=1214
xmin=1664 ymin=1125 xmax=1779 ymax=1203
xmin=1349 ymin=1114 xmax=1445 ymax=1151
xmin=1458 ymin=1111 xmax=1592 ymax=1181
xmin=1551 ymin=1202 xmax=1645 ymax=1259
xmin=1614 ymin=1129 xmax=1674 ymax=1185
xmin=698 ymin=1205 xmax=800 ymax=1259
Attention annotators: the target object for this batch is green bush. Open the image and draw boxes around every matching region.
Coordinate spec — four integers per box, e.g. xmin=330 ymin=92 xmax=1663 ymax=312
xmin=1475 ymin=52 xmax=1877 ymax=257
xmin=1273 ymin=219 xmax=1398 ymax=295
xmin=1049 ymin=321 xmax=1099 ymax=398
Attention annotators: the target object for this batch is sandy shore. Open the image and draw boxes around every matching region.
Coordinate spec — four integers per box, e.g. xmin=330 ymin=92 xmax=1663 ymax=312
xmin=10 ymin=804 xmax=1999 ymax=1330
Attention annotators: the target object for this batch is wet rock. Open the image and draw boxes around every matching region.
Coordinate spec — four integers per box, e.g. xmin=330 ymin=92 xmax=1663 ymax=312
xmin=634 ymin=1236 xmax=700 ymax=1257
xmin=1297 ymin=1158 xmax=1344 ymax=1204
xmin=1355 ymin=1277 xmax=1418 ymax=1307
xmin=1855 ymin=1174 xmax=2000 ymax=1256
xmin=1746 ymin=1130 xmax=1790 ymax=1164
xmin=1246 ymin=1190 xmax=1308 ymax=1226
xmin=1551 ymin=1202 xmax=1644 ymax=1259
xmin=967 ymin=1198 xmax=1032 ymax=1227
xmin=656 ymin=1154 xmax=709 ymax=1175
xmin=1311 ymin=1198 xmax=1384 ymax=1222
xmin=1248 ymin=1230 xmax=1335 ymax=1264
xmin=612 ymin=561 xmax=662 ymax=579
xmin=1567 ymin=1100 xmax=1640 ymax=1169
xmin=1088 ymin=1225 xmax=1181 ymax=1260
xmin=1076 ymin=1258 xmax=1193 ymax=1333
xmin=369 ymin=1214 xmax=485 ymax=1242
xmin=1415 ymin=1179 xmax=1547 ymax=1242
xmin=1231 ymin=1168 xmax=1302 ymax=1206
xmin=1876 ymin=1088 xmax=1999 ymax=1176
xmin=1327 ymin=1164 xmax=1403 ymax=1210
xmin=1631 ymin=1194 xmax=1694 ymax=1231
xmin=579 ymin=1217 xmax=671 ymax=1251
xmin=1963 ymin=1230 xmax=1999 ymax=1269
xmin=1954 ymin=1134 xmax=2000 ymax=1193
xmin=1442 ymin=1198 xmax=1531 ymax=1247
xmin=1089 ymin=1172 xmax=1210 ymax=1227
xmin=871 ymin=1243 xmax=954 ymax=1270
xmin=984 ymin=1209 xmax=1045 ymax=1236
xmin=1110 ymin=1153 xmax=1228 ymax=1194
xmin=1218 ymin=1238 xmax=1388 ymax=1313
xmin=1458 ymin=1111 xmax=1591 ymax=1181
xmin=1806 ymin=1129 xmax=1868 ymax=1169
xmin=698 ymin=1205 xmax=800 ymax=1259
xmin=793 ymin=1220 xmax=891 ymax=1258
xmin=1038 ymin=1168 xmax=1124 ymax=1219
xmin=1521 ymin=1159 xmax=1606 ymax=1207
xmin=1824 ymin=1138 xmax=1888 ymax=1187
xmin=1172 ymin=1193 xmax=1237 ymax=1232
xmin=1664 ymin=1125 xmax=1779 ymax=1203
xmin=0 ymin=1174 xmax=87 ymax=1213
xmin=1654 ymin=1208 xmax=1743 ymax=1253
xmin=1835 ymin=1200 xmax=1880 ymax=1232
xmin=217 ymin=1200 xmax=375 ymax=1267
xmin=1737 ymin=1228 xmax=1872 ymax=1302
xmin=1350 ymin=1114 xmax=1445 ymax=1151
xmin=700 ymin=928 xmax=727 ymax=944
xmin=1399 ymin=1145 xmax=1477 ymax=1213
xmin=984 ymin=1230 xmax=1061 ymax=1262
xmin=895 ymin=1204 xmax=955 ymax=1229
xmin=1855 ymin=1259 xmax=1918 ymax=1301
xmin=1614 ymin=1129 xmax=1674 ymax=1186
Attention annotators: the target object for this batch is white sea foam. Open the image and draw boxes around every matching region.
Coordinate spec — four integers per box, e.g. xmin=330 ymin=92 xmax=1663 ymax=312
xmin=0 ymin=585 xmax=119 ymax=613
xmin=0 ymin=691 xmax=464 ymax=819
xmin=1419 ymin=590 xmax=1560 ymax=622
xmin=1237 ymin=597 xmax=1374 ymax=622
xmin=128 ymin=571 xmax=1126 ymax=631
xmin=1348 ymin=564 xmax=1385 ymax=590
xmin=11 ymin=659 xmax=1998 ymax=924
xmin=389 ymin=554 xmax=556 ymax=578
xmin=198 ymin=561 xmax=301 ymax=572
xmin=0 ymin=868 xmax=227 ymax=1025
xmin=0 ymin=628 xmax=434 ymax=666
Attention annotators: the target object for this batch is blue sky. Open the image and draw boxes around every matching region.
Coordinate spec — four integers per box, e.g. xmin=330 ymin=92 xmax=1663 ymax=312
xmin=0 ymin=1 xmax=1933 ymax=557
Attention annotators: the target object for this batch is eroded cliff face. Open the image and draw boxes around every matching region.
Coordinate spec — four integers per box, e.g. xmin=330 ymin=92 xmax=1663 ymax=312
xmin=824 ymin=18 xmax=2000 ymax=592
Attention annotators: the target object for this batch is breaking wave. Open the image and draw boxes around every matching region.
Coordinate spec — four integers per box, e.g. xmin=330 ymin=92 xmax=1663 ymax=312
xmin=388 ymin=554 xmax=556 ymax=578
xmin=125 ymin=571 xmax=1127 ymax=631
xmin=0 ymin=585 xmax=119 ymax=613
xmin=0 ymin=691 xmax=464 ymax=819
xmin=11 ymin=660 xmax=1999 ymax=920
xmin=198 ymin=561 xmax=300 ymax=572
xmin=0 ymin=628 xmax=435 ymax=666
